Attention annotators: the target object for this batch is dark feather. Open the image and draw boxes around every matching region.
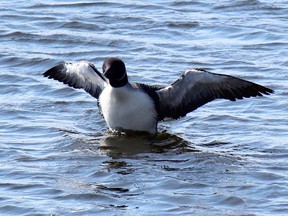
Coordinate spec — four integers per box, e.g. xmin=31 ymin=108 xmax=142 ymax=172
xmin=43 ymin=61 xmax=107 ymax=99
xmin=156 ymin=69 xmax=273 ymax=119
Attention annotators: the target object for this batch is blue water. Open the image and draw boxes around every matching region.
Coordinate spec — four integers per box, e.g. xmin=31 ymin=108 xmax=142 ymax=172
xmin=0 ymin=0 xmax=288 ymax=215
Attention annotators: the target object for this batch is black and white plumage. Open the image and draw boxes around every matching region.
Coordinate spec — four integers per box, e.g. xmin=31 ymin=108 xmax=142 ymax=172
xmin=43 ymin=57 xmax=273 ymax=134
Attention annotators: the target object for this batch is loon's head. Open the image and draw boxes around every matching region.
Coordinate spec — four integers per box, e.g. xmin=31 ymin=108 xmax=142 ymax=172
xmin=102 ymin=57 xmax=128 ymax=88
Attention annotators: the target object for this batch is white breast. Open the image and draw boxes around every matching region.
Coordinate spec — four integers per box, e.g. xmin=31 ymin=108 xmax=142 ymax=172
xmin=99 ymin=85 xmax=158 ymax=133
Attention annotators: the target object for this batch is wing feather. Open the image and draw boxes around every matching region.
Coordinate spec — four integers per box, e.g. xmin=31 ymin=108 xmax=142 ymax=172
xmin=156 ymin=69 xmax=273 ymax=119
xmin=43 ymin=61 xmax=107 ymax=99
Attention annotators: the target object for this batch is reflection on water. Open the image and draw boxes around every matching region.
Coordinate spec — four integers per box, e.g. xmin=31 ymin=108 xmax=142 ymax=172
xmin=63 ymin=130 xmax=254 ymax=214
xmin=98 ymin=131 xmax=197 ymax=156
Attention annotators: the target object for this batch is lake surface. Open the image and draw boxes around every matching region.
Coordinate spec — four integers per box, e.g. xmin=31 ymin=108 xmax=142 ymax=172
xmin=0 ymin=0 xmax=288 ymax=215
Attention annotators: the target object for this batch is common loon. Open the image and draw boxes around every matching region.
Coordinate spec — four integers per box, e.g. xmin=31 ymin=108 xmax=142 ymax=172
xmin=43 ymin=57 xmax=273 ymax=134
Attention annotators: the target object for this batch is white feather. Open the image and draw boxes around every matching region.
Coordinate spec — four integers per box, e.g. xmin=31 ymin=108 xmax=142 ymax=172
xmin=99 ymin=85 xmax=158 ymax=133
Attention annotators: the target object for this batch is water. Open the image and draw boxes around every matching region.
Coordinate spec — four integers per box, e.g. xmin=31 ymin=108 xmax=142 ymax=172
xmin=0 ymin=0 xmax=287 ymax=215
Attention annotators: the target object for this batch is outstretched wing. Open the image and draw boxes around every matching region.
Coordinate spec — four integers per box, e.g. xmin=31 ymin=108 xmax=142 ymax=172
xmin=43 ymin=61 xmax=107 ymax=99
xmin=156 ymin=69 xmax=273 ymax=119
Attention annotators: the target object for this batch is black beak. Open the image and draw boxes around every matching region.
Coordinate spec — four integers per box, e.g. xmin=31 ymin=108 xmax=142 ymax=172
xmin=103 ymin=68 xmax=112 ymax=79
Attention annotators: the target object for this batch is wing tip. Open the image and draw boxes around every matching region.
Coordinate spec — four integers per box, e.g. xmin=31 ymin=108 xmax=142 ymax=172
xmin=263 ymin=87 xmax=274 ymax=95
xmin=237 ymin=86 xmax=274 ymax=101
xmin=255 ymin=85 xmax=274 ymax=97
xmin=43 ymin=63 xmax=66 ymax=79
